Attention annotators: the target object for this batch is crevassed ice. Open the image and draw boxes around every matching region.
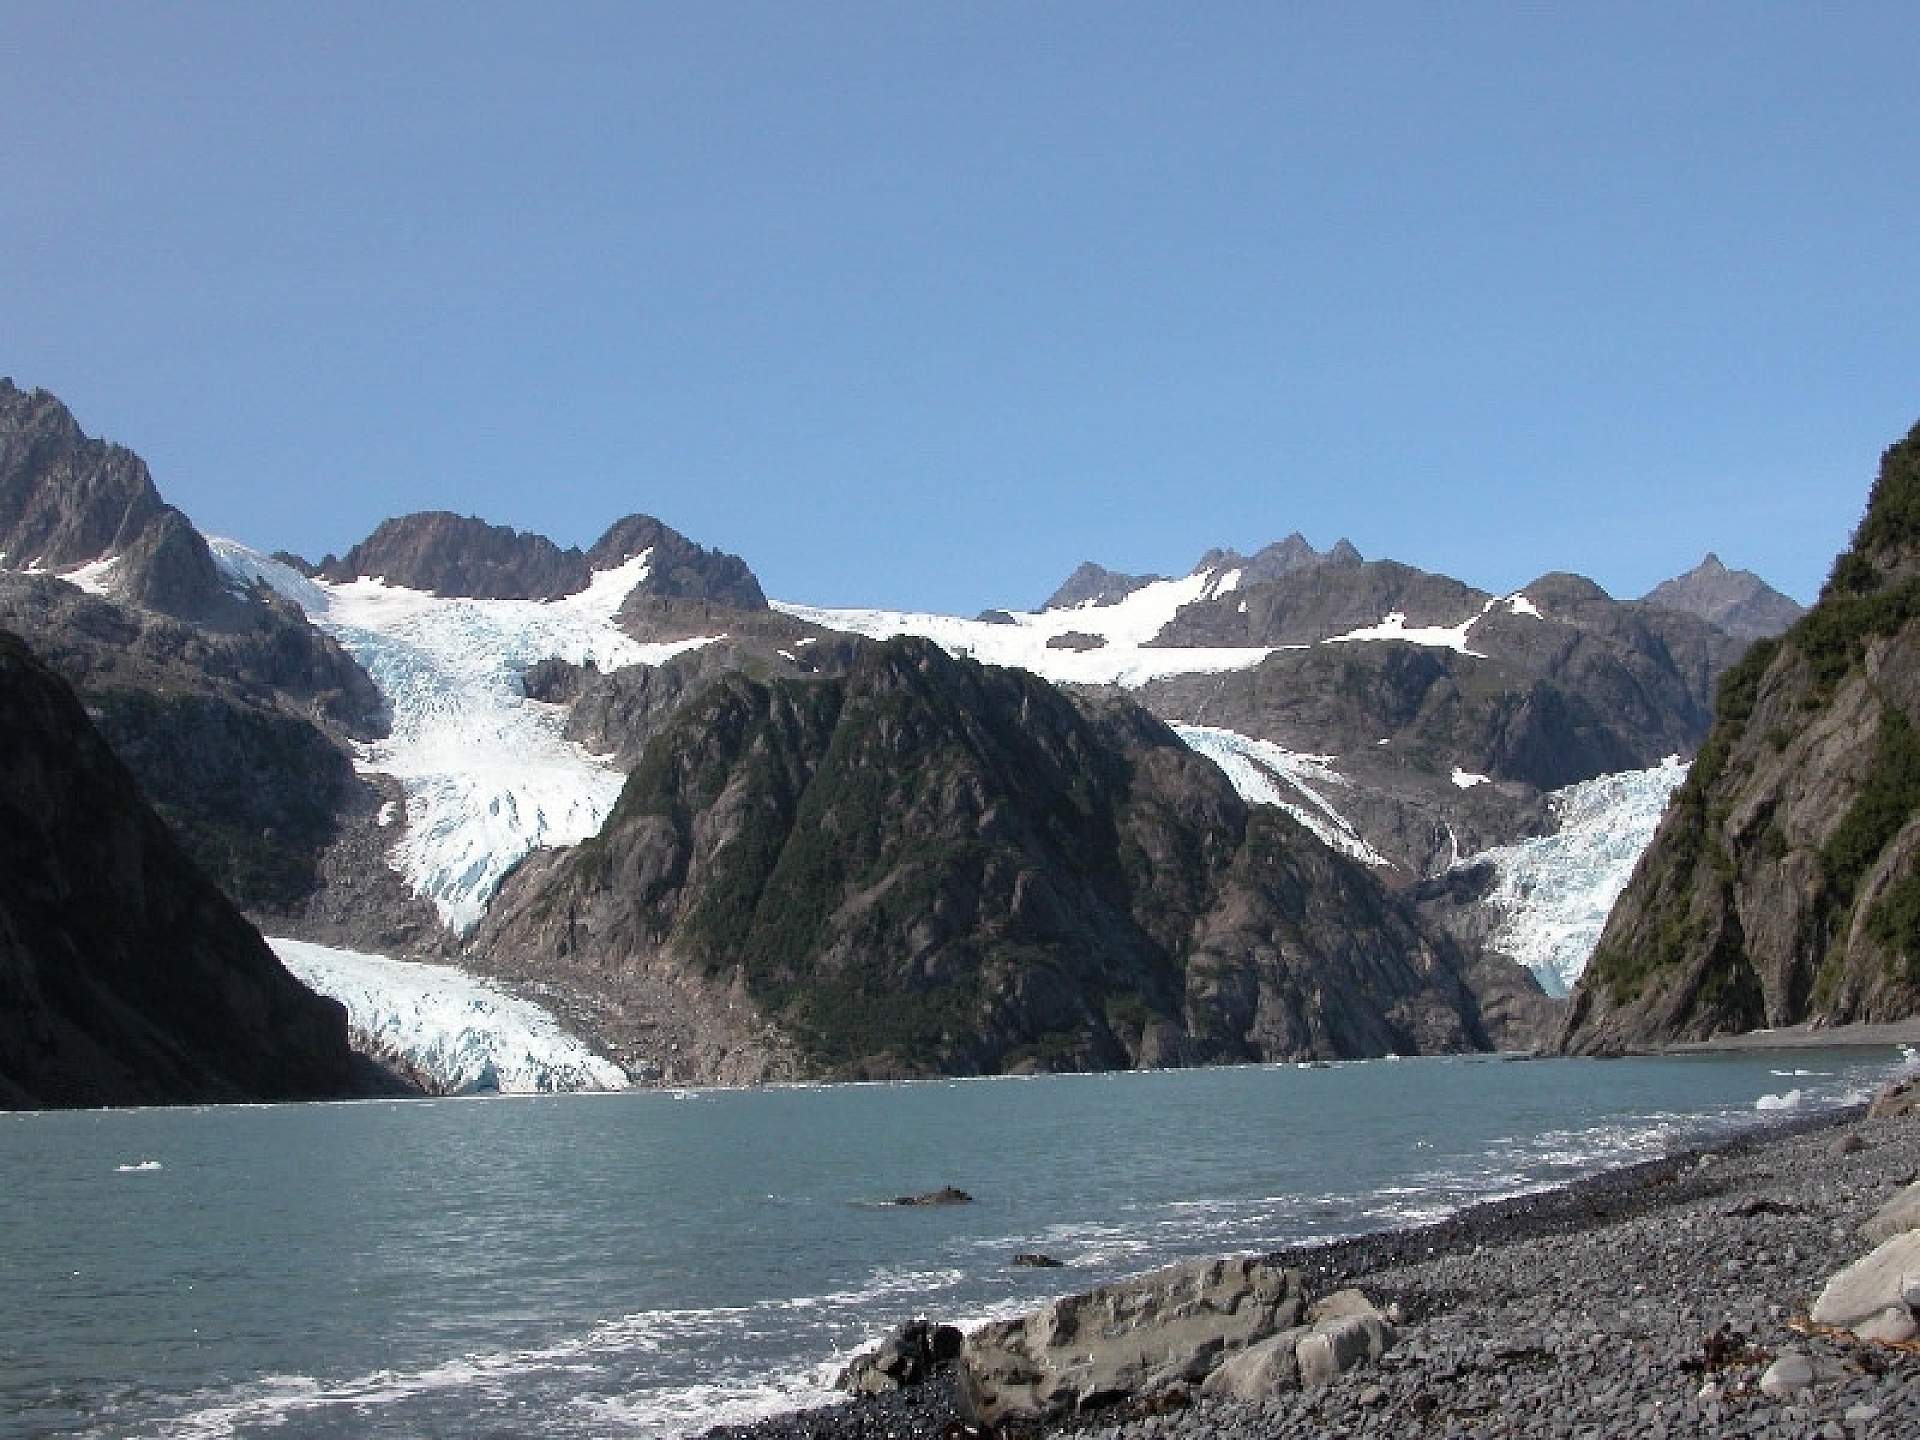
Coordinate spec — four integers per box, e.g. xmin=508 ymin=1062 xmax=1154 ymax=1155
xmin=1460 ymin=758 xmax=1688 ymax=996
xmin=1173 ymin=723 xmax=1390 ymax=868
xmin=271 ymin=938 xmax=629 ymax=1093
xmin=773 ymin=567 xmax=1278 ymax=689
xmin=210 ymin=539 xmax=720 ymax=934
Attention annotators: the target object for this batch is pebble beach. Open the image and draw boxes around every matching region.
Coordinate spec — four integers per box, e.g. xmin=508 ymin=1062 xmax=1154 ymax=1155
xmin=704 ymin=1098 xmax=1920 ymax=1440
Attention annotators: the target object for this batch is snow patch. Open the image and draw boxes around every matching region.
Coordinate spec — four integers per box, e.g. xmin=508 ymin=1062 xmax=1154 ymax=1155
xmin=1457 ymin=758 xmax=1688 ymax=996
xmin=60 ymin=555 xmax=121 ymax=596
xmin=1324 ymin=600 xmax=1496 ymax=657
xmin=776 ymin=568 xmax=1276 ymax=689
xmin=1506 ymin=593 xmax=1543 ymax=619
xmin=1451 ymin=768 xmax=1490 ymax=790
xmin=212 ymin=538 xmax=721 ymax=933
xmin=271 ymin=938 xmax=630 ymax=1094
xmin=1173 ymin=724 xmax=1390 ymax=868
xmin=1755 ymin=1089 xmax=1804 ymax=1111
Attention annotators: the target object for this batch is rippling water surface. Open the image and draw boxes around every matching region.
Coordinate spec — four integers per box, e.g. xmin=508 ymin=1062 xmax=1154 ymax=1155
xmin=0 ymin=1050 xmax=1906 ymax=1438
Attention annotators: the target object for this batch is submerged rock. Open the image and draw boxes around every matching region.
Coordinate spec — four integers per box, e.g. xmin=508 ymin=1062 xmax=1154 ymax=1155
xmin=893 ymin=1186 xmax=974 ymax=1207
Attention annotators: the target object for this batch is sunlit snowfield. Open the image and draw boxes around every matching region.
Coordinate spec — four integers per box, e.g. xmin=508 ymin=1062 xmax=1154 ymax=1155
xmin=1 ymin=1051 xmax=1907 ymax=1440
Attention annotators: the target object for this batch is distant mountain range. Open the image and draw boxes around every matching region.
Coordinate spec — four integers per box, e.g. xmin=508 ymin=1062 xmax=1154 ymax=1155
xmin=0 ymin=375 xmax=1842 ymax=1100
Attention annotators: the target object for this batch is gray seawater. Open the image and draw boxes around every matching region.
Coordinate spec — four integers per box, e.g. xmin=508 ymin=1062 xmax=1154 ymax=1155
xmin=1 ymin=1050 xmax=1909 ymax=1439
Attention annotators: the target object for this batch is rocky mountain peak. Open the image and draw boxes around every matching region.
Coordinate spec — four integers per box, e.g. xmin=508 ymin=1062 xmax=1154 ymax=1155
xmin=1043 ymin=561 xmax=1163 ymax=610
xmin=317 ymin=510 xmax=767 ymax=610
xmin=1198 ymin=533 xmax=1365 ymax=584
xmin=589 ymin=513 xmax=767 ymax=610
xmin=317 ymin=512 xmax=588 ymax=599
xmin=1641 ymin=552 xmax=1805 ymax=642
xmin=0 ymin=380 xmax=233 ymax=620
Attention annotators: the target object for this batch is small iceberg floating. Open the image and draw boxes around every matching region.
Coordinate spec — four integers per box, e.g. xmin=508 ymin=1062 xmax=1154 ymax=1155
xmin=1755 ymin=1089 xmax=1804 ymax=1111
xmin=115 ymin=1160 xmax=163 ymax=1173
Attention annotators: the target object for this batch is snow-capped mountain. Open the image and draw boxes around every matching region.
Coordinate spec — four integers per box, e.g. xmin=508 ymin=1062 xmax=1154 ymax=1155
xmin=4 ymin=375 xmax=1803 ymax=1094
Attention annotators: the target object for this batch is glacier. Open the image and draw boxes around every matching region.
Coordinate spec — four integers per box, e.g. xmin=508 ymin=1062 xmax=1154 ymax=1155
xmin=271 ymin=938 xmax=631 ymax=1094
xmin=211 ymin=540 xmax=720 ymax=934
xmin=1458 ymin=758 xmax=1689 ymax=996
xmin=1172 ymin=724 xmax=1390 ymax=868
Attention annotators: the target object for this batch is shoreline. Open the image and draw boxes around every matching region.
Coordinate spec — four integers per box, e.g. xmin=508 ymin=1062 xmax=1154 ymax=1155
xmin=1637 ymin=1019 xmax=1920 ymax=1055
xmin=703 ymin=1092 xmax=1920 ymax=1439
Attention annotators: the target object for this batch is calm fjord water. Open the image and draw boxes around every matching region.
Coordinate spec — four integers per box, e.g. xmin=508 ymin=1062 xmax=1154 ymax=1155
xmin=1 ymin=1051 xmax=1905 ymax=1438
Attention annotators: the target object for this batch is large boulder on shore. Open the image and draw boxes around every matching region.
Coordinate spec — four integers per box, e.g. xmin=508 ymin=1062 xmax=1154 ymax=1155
xmin=957 ymin=1256 xmax=1307 ymax=1424
xmin=836 ymin=1319 xmax=963 ymax=1396
xmin=1811 ymin=1231 xmax=1920 ymax=1331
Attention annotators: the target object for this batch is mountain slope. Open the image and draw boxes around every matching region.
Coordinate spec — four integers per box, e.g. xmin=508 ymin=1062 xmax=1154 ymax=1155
xmin=1643 ymin=553 xmax=1805 ymax=641
xmin=1562 ymin=421 xmax=1920 ymax=1051
xmin=472 ymin=637 xmax=1545 ymax=1082
xmin=0 ymin=630 xmax=373 ymax=1109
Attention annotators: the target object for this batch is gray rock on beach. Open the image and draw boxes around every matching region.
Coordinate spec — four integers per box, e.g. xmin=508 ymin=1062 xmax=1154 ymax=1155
xmin=958 ymin=1261 xmax=1398 ymax=1423
xmin=1811 ymin=1230 xmax=1920 ymax=1331
xmin=958 ymin=1256 xmax=1308 ymax=1424
xmin=1860 ymin=1178 xmax=1920 ymax=1245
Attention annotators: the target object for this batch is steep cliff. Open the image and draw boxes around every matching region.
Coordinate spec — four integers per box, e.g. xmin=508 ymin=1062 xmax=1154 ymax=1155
xmin=473 ymin=637 xmax=1545 ymax=1083
xmin=1562 ymin=421 xmax=1920 ymax=1051
xmin=0 ymin=630 xmax=376 ymax=1109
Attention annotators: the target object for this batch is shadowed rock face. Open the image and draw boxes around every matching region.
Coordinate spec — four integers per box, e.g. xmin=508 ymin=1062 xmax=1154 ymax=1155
xmin=1562 ymin=421 xmax=1920 ymax=1052
xmin=1643 ymin=553 xmax=1806 ymax=642
xmin=0 ymin=629 xmax=374 ymax=1110
xmin=320 ymin=510 xmax=767 ymax=609
xmin=474 ymin=636 xmax=1548 ymax=1082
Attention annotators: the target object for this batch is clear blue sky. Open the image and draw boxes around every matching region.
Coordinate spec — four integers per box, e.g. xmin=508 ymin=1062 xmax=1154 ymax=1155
xmin=5 ymin=4 xmax=1915 ymax=612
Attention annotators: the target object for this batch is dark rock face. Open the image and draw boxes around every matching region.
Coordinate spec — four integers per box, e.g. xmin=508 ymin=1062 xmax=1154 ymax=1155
xmin=1044 ymin=561 xmax=1163 ymax=610
xmin=1561 ymin=422 xmax=1920 ymax=1052
xmin=0 ymin=379 xmax=229 ymax=619
xmin=320 ymin=510 xmax=767 ymax=610
xmin=0 ymin=629 xmax=372 ymax=1109
xmin=1643 ymin=553 xmax=1806 ymax=642
xmin=475 ymin=637 xmax=1545 ymax=1081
